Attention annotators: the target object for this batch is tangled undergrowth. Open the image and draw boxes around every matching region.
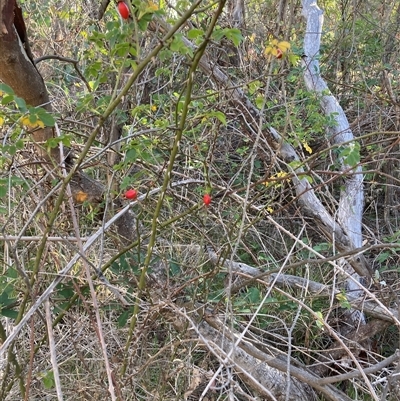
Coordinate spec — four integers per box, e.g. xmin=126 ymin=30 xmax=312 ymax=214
xmin=1 ymin=0 xmax=400 ymax=400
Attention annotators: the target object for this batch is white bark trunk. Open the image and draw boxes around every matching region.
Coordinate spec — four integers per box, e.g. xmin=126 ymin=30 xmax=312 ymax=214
xmin=301 ymin=1 xmax=367 ymax=315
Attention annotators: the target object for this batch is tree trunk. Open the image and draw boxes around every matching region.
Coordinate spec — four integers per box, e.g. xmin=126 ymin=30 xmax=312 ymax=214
xmin=301 ymin=0 xmax=367 ymax=324
xmin=0 ymin=0 xmax=54 ymax=157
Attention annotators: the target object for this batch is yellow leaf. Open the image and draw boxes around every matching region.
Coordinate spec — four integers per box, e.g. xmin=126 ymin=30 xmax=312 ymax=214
xmin=21 ymin=116 xmax=35 ymax=128
xmin=147 ymin=1 xmax=158 ymax=11
xmin=303 ymin=141 xmax=312 ymax=154
xmin=315 ymin=311 xmax=324 ymax=329
xmin=20 ymin=115 xmax=45 ymax=129
xmin=277 ymin=41 xmax=291 ymax=51
xmin=276 ymin=171 xmax=288 ymax=179
xmin=75 ymin=191 xmax=88 ymax=203
xmin=264 ymin=171 xmax=289 ymax=188
xmin=264 ymin=46 xmax=273 ymax=56
xmin=20 ymin=116 xmax=30 ymax=125
xmin=271 ymin=47 xmax=279 ymax=57
xmin=266 ymin=206 xmax=273 ymax=213
xmin=336 ymin=293 xmax=347 ymax=302
xmin=0 ymin=116 xmax=4 ymax=126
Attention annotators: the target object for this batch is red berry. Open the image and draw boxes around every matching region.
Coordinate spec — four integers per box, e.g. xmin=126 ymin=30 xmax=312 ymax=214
xmin=203 ymin=194 xmax=211 ymax=207
xmin=276 ymin=48 xmax=283 ymax=59
xmin=117 ymin=1 xmax=130 ymax=20
xmin=125 ymin=189 xmax=137 ymax=200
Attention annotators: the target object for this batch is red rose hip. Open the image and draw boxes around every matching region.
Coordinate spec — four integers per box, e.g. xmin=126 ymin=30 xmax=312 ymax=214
xmin=117 ymin=1 xmax=130 ymax=20
xmin=203 ymin=194 xmax=211 ymax=206
xmin=125 ymin=189 xmax=138 ymax=200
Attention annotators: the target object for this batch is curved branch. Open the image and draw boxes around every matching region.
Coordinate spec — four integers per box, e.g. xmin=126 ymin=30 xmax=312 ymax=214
xmin=301 ymin=0 xmax=368 ymax=284
xmin=34 ymin=55 xmax=91 ymax=92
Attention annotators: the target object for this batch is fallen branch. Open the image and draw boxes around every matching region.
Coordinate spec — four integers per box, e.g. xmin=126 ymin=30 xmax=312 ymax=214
xmin=171 ymin=304 xmax=354 ymax=401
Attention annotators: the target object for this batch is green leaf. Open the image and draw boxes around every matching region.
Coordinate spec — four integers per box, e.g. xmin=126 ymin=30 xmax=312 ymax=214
xmin=207 ymin=111 xmax=226 ymax=126
xmin=7 ymin=145 xmax=16 ymax=156
xmin=212 ymin=29 xmax=224 ymax=42
xmin=1 ymin=95 xmax=15 ymax=105
xmin=248 ymin=80 xmax=261 ymax=95
xmin=247 ymin=287 xmax=260 ymax=303
xmin=212 ymin=28 xmax=243 ymax=46
xmin=56 ymin=284 xmax=74 ymax=299
xmin=118 ymin=308 xmax=132 ymax=328
xmin=255 ymin=95 xmax=264 ymax=109
xmin=187 ymin=28 xmax=204 ymax=39
xmin=41 ymin=371 xmax=55 ymax=389
xmin=45 ymin=137 xmax=59 ymax=148
xmin=299 ymin=174 xmax=313 ymax=183
xmin=224 ymin=28 xmax=244 ymax=46
xmin=0 ymin=291 xmax=16 ymax=307
xmin=29 ymin=113 xmax=38 ymax=124
xmin=313 ymin=242 xmax=331 ymax=252
xmin=5 ymin=267 xmax=17 ymax=278
xmin=288 ymin=160 xmax=302 ymax=169
xmin=278 ymin=301 xmax=298 ymax=311
xmin=170 ymin=34 xmax=185 ymax=52
xmin=339 ymin=141 xmax=360 ymax=167
xmin=376 ymin=251 xmax=391 ymax=263
xmin=14 ymin=97 xmax=27 ymax=111
xmin=0 ymin=83 xmax=14 ymax=95
xmin=125 ymin=148 xmax=137 ymax=162
xmin=169 ymin=259 xmax=181 ymax=276
xmin=0 ymin=309 xmax=18 ymax=319
xmin=137 ymin=13 xmax=153 ymax=31
xmin=336 ymin=292 xmax=352 ymax=310
xmin=37 ymin=109 xmax=56 ymax=127
xmin=287 ymin=53 xmax=300 ymax=66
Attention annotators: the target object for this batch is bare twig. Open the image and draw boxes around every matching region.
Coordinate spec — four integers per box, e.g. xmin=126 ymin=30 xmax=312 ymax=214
xmin=34 ymin=55 xmax=91 ymax=92
xmin=316 ymin=350 xmax=400 ymax=385
xmin=0 ymin=178 xmax=203 ymax=358
xmin=58 ymin=127 xmax=116 ymax=401
xmin=45 ymin=299 xmax=63 ymax=401
xmin=0 ymin=236 xmax=87 ymax=242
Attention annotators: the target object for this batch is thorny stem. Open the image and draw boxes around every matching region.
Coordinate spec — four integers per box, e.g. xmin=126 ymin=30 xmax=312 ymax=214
xmin=121 ymin=0 xmax=227 ymax=374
